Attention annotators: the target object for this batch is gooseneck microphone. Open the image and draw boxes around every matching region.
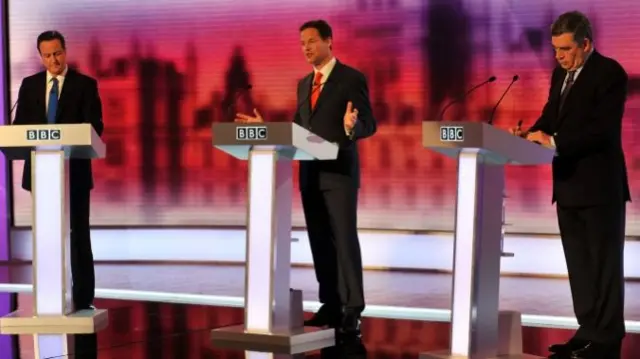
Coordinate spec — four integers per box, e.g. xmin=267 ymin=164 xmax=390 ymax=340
xmin=10 ymin=100 xmax=18 ymax=115
xmin=7 ymin=96 xmax=19 ymax=123
xmin=439 ymin=76 xmax=497 ymax=121
xmin=488 ymin=75 xmax=519 ymax=125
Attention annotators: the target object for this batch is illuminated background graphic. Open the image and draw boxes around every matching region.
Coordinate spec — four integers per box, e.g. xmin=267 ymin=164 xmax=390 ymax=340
xmin=7 ymin=0 xmax=640 ymax=234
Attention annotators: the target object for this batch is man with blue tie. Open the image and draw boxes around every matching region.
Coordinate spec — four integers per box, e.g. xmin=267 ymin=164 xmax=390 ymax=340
xmin=13 ymin=30 xmax=104 ymax=310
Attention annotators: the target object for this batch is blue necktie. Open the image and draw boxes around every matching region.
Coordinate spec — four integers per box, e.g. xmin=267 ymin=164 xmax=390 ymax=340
xmin=47 ymin=78 xmax=59 ymax=124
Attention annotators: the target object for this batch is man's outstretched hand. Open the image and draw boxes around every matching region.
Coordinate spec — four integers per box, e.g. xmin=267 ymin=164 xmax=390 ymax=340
xmin=235 ymin=108 xmax=264 ymax=123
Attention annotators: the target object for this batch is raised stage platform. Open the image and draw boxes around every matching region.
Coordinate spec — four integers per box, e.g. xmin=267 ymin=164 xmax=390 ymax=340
xmin=1 ymin=263 xmax=640 ymax=358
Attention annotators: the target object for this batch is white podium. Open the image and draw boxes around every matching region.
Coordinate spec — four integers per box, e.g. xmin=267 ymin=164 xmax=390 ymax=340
xmin=420 ymin=121 xmax=554 ymax=359
xmin=0 ymin=124 xmax=108 ymax=358
xmin=210 ymin=122 xmax=338 ymax=354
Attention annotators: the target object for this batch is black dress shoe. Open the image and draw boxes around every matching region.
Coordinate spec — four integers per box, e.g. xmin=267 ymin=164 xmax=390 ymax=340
xmin=571 ymin=341 xmax=621 ymax=359
xmin=75 ymin=304 xmax=96 ymax=311
xmin=304 ymin=304 xmax=340 ymax=327
xmin=321 ymin=336 xmax=367 ymax=358
xmin=549 ymin=338 xmax=590 ymax=354
xmin=337 ymin=307 xmax=361 ymax=338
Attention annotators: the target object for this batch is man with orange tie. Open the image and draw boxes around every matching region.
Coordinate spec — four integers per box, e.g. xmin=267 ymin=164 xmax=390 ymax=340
xmin=235 ymin=19 xmax=377 ymax=338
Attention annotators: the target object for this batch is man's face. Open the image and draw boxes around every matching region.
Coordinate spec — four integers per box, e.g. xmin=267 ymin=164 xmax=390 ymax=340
xmin=300 ymin=28 xmax=332 ymax=67
xmin=39 ymin=39 xmax=67 ymax=76
xmin=552 ymin=33 xmax=591 ymax=71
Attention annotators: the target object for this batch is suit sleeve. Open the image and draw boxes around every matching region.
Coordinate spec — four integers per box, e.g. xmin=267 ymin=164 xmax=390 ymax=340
xmin=528 ymin=70 xmax=558 ymax=134
xmin=553 ymin=64 xmax=627 ymax=158
xmin=12 ymin=80 xmax=30 ymax=125
xmin=82 ymin=78 xmax=104 ymax=136
xmin=348 ymin=72 xmax=377 ymax=140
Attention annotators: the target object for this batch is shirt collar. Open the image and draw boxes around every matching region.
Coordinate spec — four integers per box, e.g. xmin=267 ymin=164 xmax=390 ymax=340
xmin=47 ymin=66 xmax=68 ymax=82
xmin=313 ymin=57 xmax=337 ymax=80
xmin=571 ymin=49 xmax=593 ymax=76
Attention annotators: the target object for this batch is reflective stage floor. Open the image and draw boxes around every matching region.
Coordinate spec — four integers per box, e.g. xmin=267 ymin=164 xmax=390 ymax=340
xmin=1 ymin=263 xmax=640 ymax=358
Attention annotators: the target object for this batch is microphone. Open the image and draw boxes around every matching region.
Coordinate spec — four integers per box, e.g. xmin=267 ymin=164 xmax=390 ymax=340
xmin=439 ymin=76 xmax=496 ymax=121
xmin=8 ymin=97 xmax=19 ymax=123
xmin=516 ymin=119 xmax=523 ymax=133
xmin=488 ymin=75 xmax=519 ymax=125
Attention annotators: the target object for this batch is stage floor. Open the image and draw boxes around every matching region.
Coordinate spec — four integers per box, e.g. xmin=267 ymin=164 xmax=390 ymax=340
xmin=4 ymin=263 xmax=640 ymax=358
xmin=1 ymin=262 xmax=640 ymax=321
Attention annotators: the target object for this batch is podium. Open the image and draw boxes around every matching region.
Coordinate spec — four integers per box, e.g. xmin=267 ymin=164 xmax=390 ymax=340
xmin=420 ymin=122 xmax=554 ymax=359
xmin=0 ymin=124 xmax=108 ymax=357
xmin=210 ymin=122 xmax=338 ymax=354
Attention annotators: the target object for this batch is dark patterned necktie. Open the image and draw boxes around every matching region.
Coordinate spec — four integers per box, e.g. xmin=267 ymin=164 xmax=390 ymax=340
xmin=558 ymin=70 xmax=576 ymax=112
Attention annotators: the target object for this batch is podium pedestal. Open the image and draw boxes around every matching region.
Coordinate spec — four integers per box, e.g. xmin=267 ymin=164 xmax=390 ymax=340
xmin=210 ymin=122 xmax=338 ymax=354
xmin=0 ymin=124 xmax=108 ymax=357
xmin=420 ymin=122 xmax=554 ymax=359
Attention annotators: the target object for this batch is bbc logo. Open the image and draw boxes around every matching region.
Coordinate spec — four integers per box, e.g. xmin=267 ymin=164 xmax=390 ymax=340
xmin=440 ymin=126 xmax=464 ymax=142
xmin=26 ymin=129 xmax=61 ymax=141
xmin=236 ymin=126 xmax=268 ymax=140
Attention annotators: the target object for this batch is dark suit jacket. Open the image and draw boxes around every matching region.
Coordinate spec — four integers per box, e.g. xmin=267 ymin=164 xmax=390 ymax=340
xmin=294 ymin=60 xmax=377 ymax=191
xmin=13 ymin=69 xmax=104 ymax=191
xmin=529 ymin=51 xmax=630 ymax=206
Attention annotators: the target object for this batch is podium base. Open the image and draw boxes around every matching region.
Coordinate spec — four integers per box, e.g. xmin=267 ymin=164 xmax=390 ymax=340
xmin=419 ymin=351 xmax=543 ymax=359
xmin=0 ymin=309 xmax=109 ymax=334
xmin=210 ymin=324 xmax=335 ymax=354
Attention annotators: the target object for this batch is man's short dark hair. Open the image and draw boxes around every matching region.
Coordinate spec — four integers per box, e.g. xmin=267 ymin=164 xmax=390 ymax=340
xmin=299 ymin=20 xmax=333 ymax=40
xmin=551 ymin=11 xmax=593 ymax=44
xmin=36 ymin=30 xmax=66 ymax=52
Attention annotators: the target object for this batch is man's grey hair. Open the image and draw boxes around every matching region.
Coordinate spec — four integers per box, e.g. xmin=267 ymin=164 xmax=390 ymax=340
xmin=551 ymin=11 xmax=593 ymax=44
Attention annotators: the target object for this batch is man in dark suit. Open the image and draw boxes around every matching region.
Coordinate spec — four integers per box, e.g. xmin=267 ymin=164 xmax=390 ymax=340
xmin=235 ymin=20 xmax=377 ymax=337
xmin=13 ymin=30 xmax=104 ymax=311
xmin=513 ymin=11 xmax=628 ymax=359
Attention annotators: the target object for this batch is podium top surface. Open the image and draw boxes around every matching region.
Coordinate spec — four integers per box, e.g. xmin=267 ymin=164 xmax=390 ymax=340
xmin=422 ymin=121 xmax=555 ymax=165
xmin=0 ymin=123 xmax=106 ymax=160
xmin=212 ymin=122 xmax=338 ymax=161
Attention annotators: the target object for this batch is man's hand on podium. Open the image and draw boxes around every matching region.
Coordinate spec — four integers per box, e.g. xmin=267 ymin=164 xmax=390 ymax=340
xmin=526 ymin=130 xmax=552 ymax=146
xmin=235 ymin=108 xmax=264 ymax=123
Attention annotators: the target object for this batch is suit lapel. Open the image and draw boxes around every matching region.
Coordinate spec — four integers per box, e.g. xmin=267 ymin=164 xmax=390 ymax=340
xmin=556 ymin=52 xmax=599 ymax=129
xmin=299 ymin=73 xmax=313 ymax=127
xmin=35 ymin=72 xmax=47 ymax=122
xmin=548 ymin=72 xmax=563 ymax=121
xmin=56 ymin=70 xmax=76 ymax=121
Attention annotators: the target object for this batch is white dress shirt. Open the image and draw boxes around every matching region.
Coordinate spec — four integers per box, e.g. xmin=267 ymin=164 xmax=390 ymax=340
xmin=313 ymin=56 xmax=336 ymax=90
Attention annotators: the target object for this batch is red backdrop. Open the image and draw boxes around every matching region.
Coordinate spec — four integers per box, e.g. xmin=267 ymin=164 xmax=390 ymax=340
xmin=7 ymin=0 xmax=640 ymax=234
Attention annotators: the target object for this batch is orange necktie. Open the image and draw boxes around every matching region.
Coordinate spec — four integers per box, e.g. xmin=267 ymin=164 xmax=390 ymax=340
xmin=311 ymin=72 xmax=323 ymax=110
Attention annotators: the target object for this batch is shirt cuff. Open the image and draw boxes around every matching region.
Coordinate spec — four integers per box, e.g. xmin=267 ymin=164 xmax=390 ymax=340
xmin=550 ymin=135 xmax=556 ymax=148
xmin=345 ymin=127 xmax=355 ymax=139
